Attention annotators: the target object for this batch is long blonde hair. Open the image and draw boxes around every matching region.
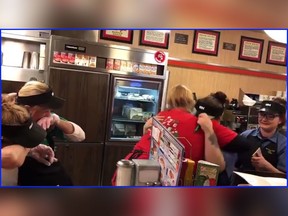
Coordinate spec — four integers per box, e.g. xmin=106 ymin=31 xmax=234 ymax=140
xmin=18 ymin=81 xmax=49 ymax=97
xmin=2 ymin=94 xmax=30 ymax=125
xmin=167 ymin=85 xmax=194 ymax=112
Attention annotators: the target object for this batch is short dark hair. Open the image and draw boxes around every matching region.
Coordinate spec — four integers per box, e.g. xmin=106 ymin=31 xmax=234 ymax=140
xmin=273 ymin=97 xmax=286 ymax=128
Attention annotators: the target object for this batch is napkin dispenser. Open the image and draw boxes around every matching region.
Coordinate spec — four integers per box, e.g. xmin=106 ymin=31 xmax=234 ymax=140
xmin=132 ymin=159 xmax=161 ymax=186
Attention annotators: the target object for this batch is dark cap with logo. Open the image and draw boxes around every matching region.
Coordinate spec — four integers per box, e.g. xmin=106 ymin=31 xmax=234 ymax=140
xmin=195 ymin=99 xmax=224 ymax=118
xmin=2 ymin=118 xmax=47 ymax=148
xmin=17 ymin=89 xmax=65 ymax=109
xmin=259 ymin=100 xmax=286 ymax=115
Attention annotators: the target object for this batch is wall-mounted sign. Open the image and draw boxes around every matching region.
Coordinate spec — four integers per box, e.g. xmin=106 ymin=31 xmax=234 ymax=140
xmin=239 ymin=36 xmax=264 ymax=63
xmin=100 ymin=30 xmax=134 ymax=44
xmin=266 ymin=41 xmax=286 ymax=66
xmin=139 ymin=30 xmax=170 ymax=49
xmin=223 ymin=42 xmax=236 ymax=51
xmin=174 ymin=33 xmax=189 ymax=45
xmin=192 ymin=30 xmax=220 ymax=56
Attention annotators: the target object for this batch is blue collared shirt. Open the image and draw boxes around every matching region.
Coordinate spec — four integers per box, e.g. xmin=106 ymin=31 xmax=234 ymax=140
xmin=241 ymin=128 xmax=286 ymax=172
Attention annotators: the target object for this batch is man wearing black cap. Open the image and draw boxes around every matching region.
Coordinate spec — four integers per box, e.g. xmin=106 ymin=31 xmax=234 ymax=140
xmin=236 ymin=99 xmax=286 ymax=175
xmin=15 ymin=81 xmax=85 ymax=186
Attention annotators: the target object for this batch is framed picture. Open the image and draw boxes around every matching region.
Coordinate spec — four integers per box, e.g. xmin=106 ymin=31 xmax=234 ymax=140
xmin=100 ymin=30 xmax=133 ymax=44
xmin=139 ymin=30 xmax=170 ymax=49
xmin=266 ymin=41 xmax=286 ymax=66
xmin=192 ymin=30 xmax=220 ymax=56
xmin=239 ymin=36 xmax=264 ymax=62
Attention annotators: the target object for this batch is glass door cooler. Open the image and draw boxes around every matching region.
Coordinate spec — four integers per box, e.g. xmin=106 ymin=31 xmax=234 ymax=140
xmin=108 ymin=76 xmax=163 ymax=141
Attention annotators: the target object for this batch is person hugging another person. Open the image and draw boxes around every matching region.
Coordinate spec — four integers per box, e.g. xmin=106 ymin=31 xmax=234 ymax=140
xmin=112 ymin=85 xmax=226 ymax=185
xmin=14 ymin=81 xmax=86 ymax=186
xmin=2 ymin=93 xmax=55 ymax=186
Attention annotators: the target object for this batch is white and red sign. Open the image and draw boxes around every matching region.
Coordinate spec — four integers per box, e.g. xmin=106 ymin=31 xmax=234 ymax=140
xmin=154 ymin=51 xmax=166 ymax=63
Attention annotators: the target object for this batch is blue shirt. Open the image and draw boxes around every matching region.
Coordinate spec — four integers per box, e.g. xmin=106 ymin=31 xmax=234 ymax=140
xmin=241 ymin=128 xmax=286 ymax=172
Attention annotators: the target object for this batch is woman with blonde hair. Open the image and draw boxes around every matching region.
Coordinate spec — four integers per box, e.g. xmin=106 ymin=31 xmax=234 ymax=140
xmin=15 ymin=81 xmax=85 ymax=186
xmin=2 ymin=94 xmax=56 ymax=185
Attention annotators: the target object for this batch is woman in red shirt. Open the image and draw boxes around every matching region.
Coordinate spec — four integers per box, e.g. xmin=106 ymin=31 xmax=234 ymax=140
xmin=112 ymin=85 xmax=226 ymax=185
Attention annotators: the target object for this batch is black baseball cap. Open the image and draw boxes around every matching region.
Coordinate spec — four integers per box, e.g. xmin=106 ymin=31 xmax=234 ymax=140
xmin=259 ymin=100 xmax=285 ymax=115
xmin=17 ymin=89 xmax=65 ymax=109
xmin=195 ymin=99 xmax=224 ymax=118
xmin=2 ymin=118 xmax=47 ymax=148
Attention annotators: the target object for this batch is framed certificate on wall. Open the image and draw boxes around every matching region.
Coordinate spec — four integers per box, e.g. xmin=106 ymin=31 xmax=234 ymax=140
xmin=100 ymin=30 xmax=134 ymax=44
xmin=239 ymin=36 xmax=264 ymax=63
xmin=266 ymin=41 xmax=286 ymax=66
xmin=139 ymin=30 xmax=170 ymax=49
xmin=192 ymin=30 xmax=220 ymax=56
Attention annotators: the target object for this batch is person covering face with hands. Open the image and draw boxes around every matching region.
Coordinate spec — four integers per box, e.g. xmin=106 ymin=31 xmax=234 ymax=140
xmin=1 ymin=94 xmax=57 ymax=185
xmin=15 ymin=81 xmax=85 ymax=186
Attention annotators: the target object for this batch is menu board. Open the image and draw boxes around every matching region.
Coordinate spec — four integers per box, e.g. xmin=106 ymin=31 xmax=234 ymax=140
xmin=149 ymin=117 xmax=185 ymax=186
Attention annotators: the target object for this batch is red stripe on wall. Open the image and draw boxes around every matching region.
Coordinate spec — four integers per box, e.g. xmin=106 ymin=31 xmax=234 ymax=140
xmin=168 ymin=59 xmax=286 ymax=80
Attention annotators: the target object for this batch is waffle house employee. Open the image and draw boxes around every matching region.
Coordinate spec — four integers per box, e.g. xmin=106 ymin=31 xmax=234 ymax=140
xmin=237 ymin=99 xmax=286 ymax=174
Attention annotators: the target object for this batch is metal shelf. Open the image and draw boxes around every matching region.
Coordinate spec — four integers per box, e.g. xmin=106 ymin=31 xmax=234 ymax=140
xmin=1 ymin=66 xmax=45 ymax=82
xmin=2 ymin=32 xmax=50 ymax=44
xmin=110 ymin=137 xmax=141 ymax=142
xmin=115 ymin=97 xmax=156 ymax=103
xmin=112 ymin=116 xmax=146 ymax=123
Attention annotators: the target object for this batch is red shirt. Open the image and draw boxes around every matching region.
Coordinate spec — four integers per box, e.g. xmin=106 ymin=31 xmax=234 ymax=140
xmin=112 ymin=108 xmax=238 ymax=185
xmin=212 ymin=120 xmax=237 ymax=147
xmin=133 ymin=108 xmax=237 ymax=163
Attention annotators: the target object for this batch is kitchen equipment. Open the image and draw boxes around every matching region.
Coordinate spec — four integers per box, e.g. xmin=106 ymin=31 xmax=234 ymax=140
xmin=132 ymin=159 xmax=161 ymax=186
xmin=30 ymin=52 xmax=39 ymax=69
xmin=116 ymin=159 xmax=135 ymax=186
xmin=22 ymin=51 xmax=31 ymax=68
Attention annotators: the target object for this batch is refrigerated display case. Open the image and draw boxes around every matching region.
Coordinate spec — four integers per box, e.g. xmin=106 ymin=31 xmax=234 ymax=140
xmin=109 ymin=76 xmax=163 ymax=141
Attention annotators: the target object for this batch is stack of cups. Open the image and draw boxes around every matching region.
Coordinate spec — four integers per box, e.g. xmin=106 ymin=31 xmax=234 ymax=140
xmin=30 ymin=52 xmax=39 ymax=69
xmin=22 ymin=51 xmax=31 ymax=68
xmin=39 ymin=44 xmax=46 ymax=70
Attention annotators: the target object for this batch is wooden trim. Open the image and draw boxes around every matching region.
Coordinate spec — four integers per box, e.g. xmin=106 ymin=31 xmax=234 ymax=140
xmin=168 ymin=59 xmax=286 ymax=80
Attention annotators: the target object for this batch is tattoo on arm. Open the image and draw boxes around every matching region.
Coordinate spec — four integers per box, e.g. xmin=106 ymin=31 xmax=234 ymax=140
xmin=208 ymin=133 xmax=219 ymax=146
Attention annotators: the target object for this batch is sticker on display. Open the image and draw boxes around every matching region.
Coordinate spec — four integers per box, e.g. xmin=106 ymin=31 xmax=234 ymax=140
xmin=154 ymin=51 xmax=166 ymax=63
xmin=152 ymin=125 xmax=161 ymax=144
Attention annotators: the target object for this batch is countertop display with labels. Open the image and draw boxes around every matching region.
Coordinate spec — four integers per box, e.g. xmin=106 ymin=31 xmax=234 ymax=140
xmin=149 ymin=118 xmax=185 ymax=186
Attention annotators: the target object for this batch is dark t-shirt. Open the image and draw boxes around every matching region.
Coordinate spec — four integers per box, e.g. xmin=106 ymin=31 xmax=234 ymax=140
xmin=18 ymin=125 xmax=73 ymax=186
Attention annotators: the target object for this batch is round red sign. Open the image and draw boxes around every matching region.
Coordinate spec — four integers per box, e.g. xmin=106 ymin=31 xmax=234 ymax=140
xmin=154 ymin=51 xmax=166 ymax=63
